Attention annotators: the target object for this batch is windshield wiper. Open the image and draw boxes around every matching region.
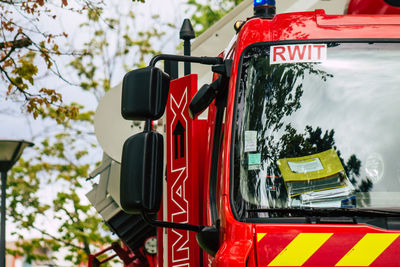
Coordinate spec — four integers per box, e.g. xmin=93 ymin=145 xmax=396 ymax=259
xmin=246 ymin=207 xmax=400 ymax=217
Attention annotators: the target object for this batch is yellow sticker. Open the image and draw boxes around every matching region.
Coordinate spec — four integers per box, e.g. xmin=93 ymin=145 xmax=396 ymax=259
xmin=277 ymin=149 xmax=344 ymax=182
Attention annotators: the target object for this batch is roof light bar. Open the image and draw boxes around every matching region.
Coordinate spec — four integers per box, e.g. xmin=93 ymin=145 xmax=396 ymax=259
xmin=254 ymin=0 xmax=276 ymax=17
xmin=254 ymin=0 xmax=275 ymax=7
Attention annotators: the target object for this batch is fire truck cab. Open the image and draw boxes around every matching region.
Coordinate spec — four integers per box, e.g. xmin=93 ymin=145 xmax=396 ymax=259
xmin=96 ymin=0 xmax=400 ymax=266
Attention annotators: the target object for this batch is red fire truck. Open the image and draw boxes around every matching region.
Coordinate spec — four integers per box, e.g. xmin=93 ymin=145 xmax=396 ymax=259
xmin=96 ymin=0 xmax=400 ymax=266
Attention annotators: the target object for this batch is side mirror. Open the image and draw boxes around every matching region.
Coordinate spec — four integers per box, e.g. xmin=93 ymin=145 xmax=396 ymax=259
xmin=121 ymin=66 xmax=170 ymax=120
xmin=188 ymin=77 xmax=222 ymax=120
xmin=120 ymin=131 xmax=164 ymax=213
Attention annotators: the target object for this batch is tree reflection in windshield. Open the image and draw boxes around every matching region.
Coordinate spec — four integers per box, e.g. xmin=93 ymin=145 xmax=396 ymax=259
xmin=231 ymin=43 xmax=399 ymax=219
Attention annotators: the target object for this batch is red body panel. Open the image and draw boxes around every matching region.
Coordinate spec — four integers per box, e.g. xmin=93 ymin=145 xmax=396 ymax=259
xmin=347 ymin=0 xmax=400 ymax=14
xmin=215 ymin=10 xmax=400 ymax=267
xmin=255 ymin=224 xmax=400 ymax=266
xmin=165 ymin=75 xmax=207 ymax=266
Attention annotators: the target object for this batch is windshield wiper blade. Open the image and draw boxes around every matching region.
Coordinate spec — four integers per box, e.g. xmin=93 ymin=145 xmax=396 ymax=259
xmin=247 ymin=208 xmax=312 ymax=216
xmin=339 ymin=208 xmax=400 ymax=217
xmin=246 ymin=207 xmax=400 ymax=217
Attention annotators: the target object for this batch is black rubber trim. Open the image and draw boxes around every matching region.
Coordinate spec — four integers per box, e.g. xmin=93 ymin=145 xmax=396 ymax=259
xmin=385 ymin=0 xmax=400 ymax=7
xmin=229 ymin=38 xmax=400 ymax=224
xmin=209 ymin=88 xmax=228 ymax=223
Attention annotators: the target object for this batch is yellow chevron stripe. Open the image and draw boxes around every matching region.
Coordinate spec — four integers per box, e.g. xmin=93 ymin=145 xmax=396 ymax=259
xmin=336 ymin=233 xmax=400 ymax=266
xmin=268 ymin=233 xmax=333 ymax=266
xmin=257 ymin=233 xmax=267 ymax=242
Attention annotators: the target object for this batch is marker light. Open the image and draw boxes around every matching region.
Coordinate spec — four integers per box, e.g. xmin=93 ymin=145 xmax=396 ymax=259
xmin=254 ymin=0 xmax=275 ymax=7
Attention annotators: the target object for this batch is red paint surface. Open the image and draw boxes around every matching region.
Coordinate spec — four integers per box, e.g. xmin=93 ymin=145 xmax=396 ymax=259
xmin=254 ymin=224 xmax=400 ymax=267
xmin=303 ymin=232 xmax=365 ymax=266
xmin=166 ymin=74 xmax=205 ymax=266
xmin=257 ymin=233 xmax=298 ymax=266
xmin=371 ymin=235 xmax=400 ymax=266
xmin=347 ymin=0 xmax=400 ymax=14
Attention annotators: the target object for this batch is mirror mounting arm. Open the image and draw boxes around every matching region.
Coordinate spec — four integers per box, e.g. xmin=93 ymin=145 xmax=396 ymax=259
xmin=144 ymin=119 xmax=152 ymax=132
xmin=141 ymin=210 xmax=204 ymax=233
xmin=149 ymin=54 xmax=223 ymax=68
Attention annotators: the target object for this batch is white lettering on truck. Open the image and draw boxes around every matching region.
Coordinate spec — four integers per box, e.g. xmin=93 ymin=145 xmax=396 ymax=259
xmin=270 ymin=44 xmax=327 ymax=64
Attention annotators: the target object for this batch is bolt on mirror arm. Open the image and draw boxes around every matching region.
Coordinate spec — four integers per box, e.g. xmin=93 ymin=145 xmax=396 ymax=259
xmin=149 ymin=54 xmax=223 ymax=68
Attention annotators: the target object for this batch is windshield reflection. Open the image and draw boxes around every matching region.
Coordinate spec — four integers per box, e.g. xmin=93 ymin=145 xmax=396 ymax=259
xmin=233 ymin=42 xmax=400 ymax=219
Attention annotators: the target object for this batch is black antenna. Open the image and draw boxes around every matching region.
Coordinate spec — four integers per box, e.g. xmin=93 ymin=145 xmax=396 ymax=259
xmin=179 ymin=19 xmax=195 ymax=76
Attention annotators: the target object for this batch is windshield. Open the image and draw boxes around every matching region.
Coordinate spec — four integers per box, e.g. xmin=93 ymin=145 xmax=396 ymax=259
xmin=232 ymin=42 xmax=400 ymax=219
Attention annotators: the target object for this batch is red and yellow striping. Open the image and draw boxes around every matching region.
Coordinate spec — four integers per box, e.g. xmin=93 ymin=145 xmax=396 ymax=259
xmin=256 ymin=232 xmax=400 ymax=266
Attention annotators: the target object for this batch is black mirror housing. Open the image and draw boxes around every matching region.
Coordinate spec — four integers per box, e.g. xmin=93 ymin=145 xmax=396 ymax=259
xmin=189 ymin=77 xmax=222 ymax=120
xmin=121 ymin=66 xmax=170 ymax=120
xmin=120 ymin=131 xmax=164 ymax=213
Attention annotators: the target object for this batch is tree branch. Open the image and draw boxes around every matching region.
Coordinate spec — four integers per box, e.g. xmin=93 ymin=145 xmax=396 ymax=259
xmin=0 ymin=34 xmax=32 ymax=63
xmin=0 ymin=38 xmax=32 ymax=50
xmin=60 ymin=206 xmax=77 ymax=224
xmin=31 ymin=225 xmax=84 ymax=251
xmin=0 ymin=65 xmax=31 ymax=100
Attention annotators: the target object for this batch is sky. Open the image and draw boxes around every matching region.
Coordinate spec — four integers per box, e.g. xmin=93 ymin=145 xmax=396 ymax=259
xmin=0 ymin=0 xmax=189 ymax=140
